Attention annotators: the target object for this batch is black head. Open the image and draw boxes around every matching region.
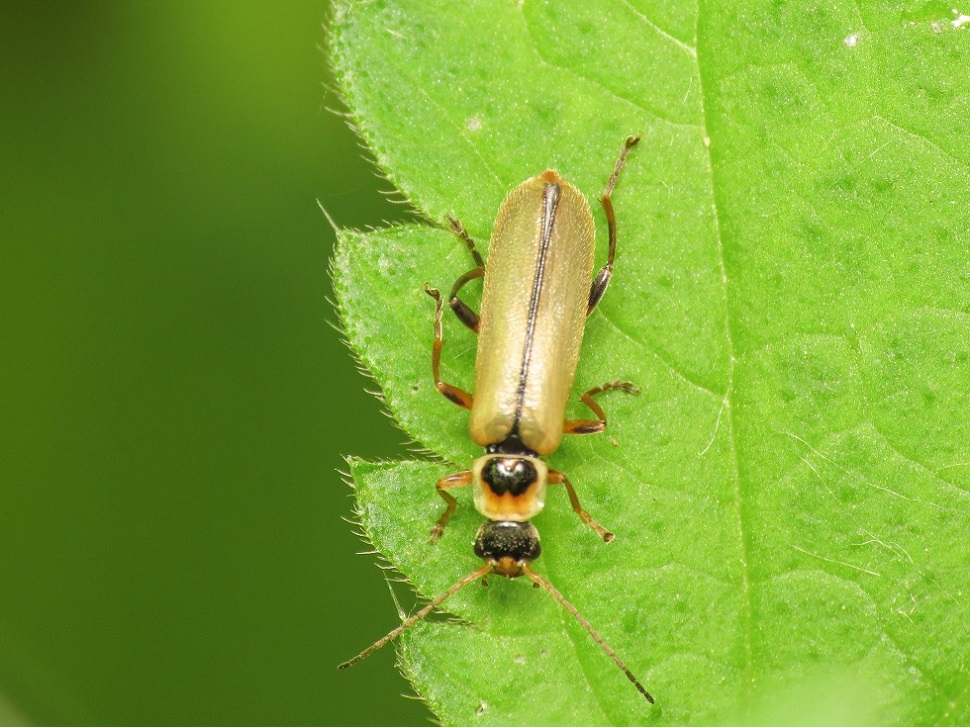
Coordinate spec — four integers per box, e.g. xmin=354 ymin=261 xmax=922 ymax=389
xmin=473 ymin=520 xmax=541 ymax=577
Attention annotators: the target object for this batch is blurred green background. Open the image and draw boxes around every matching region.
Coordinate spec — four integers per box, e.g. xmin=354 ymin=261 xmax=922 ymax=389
xmin=0 ymin=3 xmax=434 ymax=725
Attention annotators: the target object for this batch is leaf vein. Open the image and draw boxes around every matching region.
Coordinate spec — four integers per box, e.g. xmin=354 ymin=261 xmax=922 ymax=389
xmin=617 ymin=0 xmax=698 ymax=58
xmin=415 ymin=87 xmax=507 ymax=190
xmin=518 ymin=14 xmax=704 ymax=132
xmin=695 ymin=1 xmax=754 ymax=700
xmin=873 ymin=114 xmax=970 ymax=173
xmin=595 ymin=309 xmax=722 ymax=398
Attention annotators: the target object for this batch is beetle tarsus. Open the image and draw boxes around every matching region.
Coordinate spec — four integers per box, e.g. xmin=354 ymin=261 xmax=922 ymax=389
xmin=446 ymin=214 xmax=485 ymax=269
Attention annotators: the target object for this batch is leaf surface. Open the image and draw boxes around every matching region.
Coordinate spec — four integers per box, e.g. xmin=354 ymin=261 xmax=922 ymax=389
xmin=331 ymin=1 xmax=970 ymax=724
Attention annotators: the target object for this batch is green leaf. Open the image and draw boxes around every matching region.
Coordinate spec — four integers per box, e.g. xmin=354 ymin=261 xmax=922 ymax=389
xmin=329 ymin=1 xmax=970 ymax=725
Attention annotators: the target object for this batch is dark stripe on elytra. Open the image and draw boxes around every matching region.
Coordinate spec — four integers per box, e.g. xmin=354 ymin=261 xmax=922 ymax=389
xmin=511 ymin=182 xmax=560 ymax=430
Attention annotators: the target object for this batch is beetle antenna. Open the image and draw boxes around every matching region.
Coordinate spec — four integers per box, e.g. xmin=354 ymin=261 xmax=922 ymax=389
xmin=523 ymin=566 xmax=654 ymax=703
xmin=338 ymin=564 xmax=493 ymax=669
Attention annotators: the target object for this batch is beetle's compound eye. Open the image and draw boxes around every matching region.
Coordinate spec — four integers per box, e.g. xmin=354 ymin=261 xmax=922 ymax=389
xmin=481 ymin=457 xmax=537 ymax=496
xmin=474 ymin=520 xmax=541 ymax=576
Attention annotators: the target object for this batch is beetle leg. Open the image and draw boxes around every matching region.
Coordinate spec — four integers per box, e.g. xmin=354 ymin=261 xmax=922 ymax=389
xmin=429 ymin=469 xmax=474 ymax=543
xmin=548 ymin=470 xmax=614 ymax=542
xmin=588 ymin=134 xmax=641 ymax=315
xmin=563 ymin=380 xmax=641 ymax=435
xmin=444 ymin=216 xmax=487 ymax=331
xmin=449 ymin=267 xmax=485 ymax=332
xmin=446 ymin=215 xmax=485 ymax=268
xmin=425 ymin=285 xmax=474 ymax=410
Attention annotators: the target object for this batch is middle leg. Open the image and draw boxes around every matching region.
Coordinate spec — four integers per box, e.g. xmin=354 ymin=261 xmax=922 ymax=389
xmin=425 ymin=285 xmax=474 ymax=409
xmin=563 ymin=380 xmax=641 ymax=435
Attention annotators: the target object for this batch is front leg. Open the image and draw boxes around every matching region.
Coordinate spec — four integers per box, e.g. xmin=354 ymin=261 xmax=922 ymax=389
xmin=429 ymin=469 xmax=474 ymax=543
xmin=548 ymin=470 xmax=614 ymax=542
